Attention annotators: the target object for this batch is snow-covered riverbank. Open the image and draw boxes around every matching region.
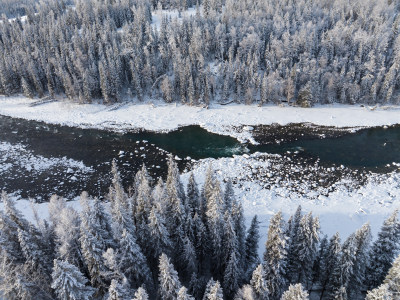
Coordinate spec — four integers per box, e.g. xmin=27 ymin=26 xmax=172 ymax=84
xmin=1 ymin=96 xmax=400 ymax=143
xmin=1 ymin=95 xmax=400 ymax=249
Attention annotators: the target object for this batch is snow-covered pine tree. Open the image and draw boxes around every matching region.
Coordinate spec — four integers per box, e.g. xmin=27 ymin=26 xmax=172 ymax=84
xmin=224 ymin=178 xmax=235 ymax=212
xmin=54 ymin=206 xmax=83 ymax=269
xmin=133 ymin=287 xmax=149 ymax=300
xmin=165 ymin=155 xmax=187 ymax=270
xmin=263 ymin=211 xmax=287 ymax=299
xmin=187 ymin=172 xmax=200 ymax=217
xmin=17 ymin=226 xmax=52 ymax=287
xmin=203 ymin=279 xmax=224 ymax=300
xmin=206 ymin=180 xmax=224 ymax=277
xmin=383 ymin=254 xmax=400 ymax=294
xmin=158 ymin=253 xmax=183 ymax=300
xmin=148 ymin=202 xmax=172 ymax=262
xmin=312 ymin=235 xmax=328 ymax=288
xmin=245 ymin=215 xmax=260 ymax=279
xmin=231 ymin=191 xmax=247 ymax=280
xmin=320 ymin=232 xmax=341 ymax=299
xmin=107 ymin=278 xmax=131 ymax=300
xmin=293 ymin=213 xmax=320 ymax=289
xmin=116 ymin=228 xmax=152 ymax=289
xmin=366 ymin=210 xmax=400 ymax=290
xmin=281 ymin=283 xmax=309 ymax=300
xmin=51 ymin=259 xmax=95 ymax=300
xmin=79 ymin=194 xmax=108 ymax=296
xmin=177 ymin=286 xmax=195 ymax=300
xmin=365 ymin=284 xmax=392 ymax=300
xmin=348 ymin=223 xmax=372 ymax=298
xmin=223 ymin=250 xmax=240 ymax=298
xmin=285 ymin=205 xmax=302 ymax=283
xmin=328 ymin=233 xmax=357 ymax=299
xmin=250 ymin=264 xmax=268 ymax=300
xmin=234 ymin=284 xmax=256 ymax=300
xmin=0 ymin=191 xmax=29 ymax=262
xmin=134 ymin=164 xmax=153 ymax=252
xmin=108 ymin=159 xmax=130 ymax=213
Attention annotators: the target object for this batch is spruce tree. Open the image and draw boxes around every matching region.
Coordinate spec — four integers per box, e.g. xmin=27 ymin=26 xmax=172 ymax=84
xmin=158 ymin=253 xmax=183 ymax=300
xmin=281 ymin=284 xmax=309 ymax=300
xmin=245 ymin=215 xmax=260 ymax=279
xmin=203 ymin=279 xmax=224 ymax=300
xmin=263 ymin=211 xmax=287 ymax=299
xmin=133 ymin=287 xmax=149 ymax=300
xmin=51 ymin=259 xmax=95 ymax=300
xmin=366 ymin=211 xmax=400 ymax=290
xmin=250 ymin=264 xmax=269 ymax=300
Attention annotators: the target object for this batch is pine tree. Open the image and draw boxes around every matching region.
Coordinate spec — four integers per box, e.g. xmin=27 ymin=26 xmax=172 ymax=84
xmin=148 ymin=203 xmax=172 ymax=261
xmin=107 ymin=278 xmax=131 ymax=300
xmin=203 ymin=279 xmax=224 ymax=300
xmin=263 ymin=211 xmax=287 ymax=299
xmin=223 ymin=251 xmax=240 ymax=298
xmin=79 ymin=196 xmax=108 ymax=296
xmin=366 ymin=211 xmax=400 ymax=290
xmin=293 ymin=213 xmax=320 ymax=289
xmin=187 ymin=173 xmax=200 ymax=217
xmin=245 ymin=215 xmax=260 ymax=278
xmin=117 ymin=228 xmax=152 ymax=289
xmin=234 ymin=284 xmax=256 ymax=300
xmin=348 ymin=223 xmax=371 ymax=298
xmin=133 ymin=287 xmax=149 ymax=300
xmin=281 ymin=284 xmax=309 ymax=300
xmin=51 ymin=259 xmax=95 ymax=300
xmin=177 ymin=286 xmax=195 ymax=300
xmin=21 ymin=77 xmax=34 ymax=98
xmin=320 ymin=232 xmax=341 ymax=299
xmin=250 ymin=264 xmax=269 ymax=300
xmin=286 ymin=205 xmax=302 ymax=283
xmin=206 ymin=181 xmax=224 ymax=275
xmin=383 ymin=254 xmax=400 ymax=294
xmin=366 ymin=284 xmax=392 ymax=300
xmin=158 ymin=253 xmax=183 ymax=300
xmin=54 ymin=206 xmax=83 ymax=268
xmin=224 ymin=178 xmax=235 ymax=212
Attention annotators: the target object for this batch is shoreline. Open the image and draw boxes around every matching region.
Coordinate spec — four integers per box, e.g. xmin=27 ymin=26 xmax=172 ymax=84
xmin=1 ymin=96 xmax=400 ymax=144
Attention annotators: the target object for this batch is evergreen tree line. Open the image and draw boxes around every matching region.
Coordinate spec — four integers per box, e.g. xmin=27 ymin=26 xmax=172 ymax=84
xmin=1 ymin=0 xmax=400 ymax=105
xmin=0 ymin=157 xmax=400 ymax=299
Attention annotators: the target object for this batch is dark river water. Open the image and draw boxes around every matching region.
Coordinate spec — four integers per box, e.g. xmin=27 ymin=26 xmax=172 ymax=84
xmin=0 ymin=114 xmax=399 ymax=199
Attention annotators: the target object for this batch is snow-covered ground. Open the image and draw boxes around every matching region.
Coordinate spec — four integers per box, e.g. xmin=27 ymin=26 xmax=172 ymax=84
xmin=0 ymin=141 xmax=92 ymax=174
xmin=152 ymin=7 xmax=198 ymax=30
xmin=4 ymin=152 xmax=399 ymax=256
xmin=181 ymin=154 xmax=400 ymax=255
xmin=1 ymin=96 xmax=400 ymax=144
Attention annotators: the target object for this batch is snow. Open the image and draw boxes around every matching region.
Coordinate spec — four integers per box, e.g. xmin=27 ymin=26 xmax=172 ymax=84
xmin=152 ymin=7 xmax=197 ymax=30
xmin=180 ymin=153 xmax=400 ymax=255
xmin=1 ymin=96 xmax=400 ymax=144
xmin=2 ymin=149 xmax=399 ymax=256
xmin=0 ymin=141 xmax=93 ymax=174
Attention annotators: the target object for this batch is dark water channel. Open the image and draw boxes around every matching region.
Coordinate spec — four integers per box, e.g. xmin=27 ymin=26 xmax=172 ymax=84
xmin=0 ymin=114 xmax=399 ymax=199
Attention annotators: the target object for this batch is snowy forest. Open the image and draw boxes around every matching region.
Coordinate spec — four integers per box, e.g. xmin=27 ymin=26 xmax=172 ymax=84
xmin=0 ymin=157 xmax=399 ymax=299
xmin=0 ymin=0 xmax=400 ymax=105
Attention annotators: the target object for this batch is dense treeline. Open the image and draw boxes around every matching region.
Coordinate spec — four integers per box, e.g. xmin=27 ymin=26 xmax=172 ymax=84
xmin=0 ymin=157 xmax=400 ymax=299
xmin=0 ymin=0 xmax=39 ymax=18
xmin=0 ymin=0 xmax=74 ymax=18
xmin=1 ymin=0 xmax=400 ymax=106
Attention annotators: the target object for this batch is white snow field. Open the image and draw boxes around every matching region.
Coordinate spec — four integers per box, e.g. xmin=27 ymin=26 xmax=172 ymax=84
xmin=1 ymin=96 xmax=400 ymax=144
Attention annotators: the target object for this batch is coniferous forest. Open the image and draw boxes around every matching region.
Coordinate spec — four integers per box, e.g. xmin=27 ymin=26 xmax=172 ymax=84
xmin=0 ymin=0 xmax=400 ymax=105
xmin=0 ymin=157 xmax=399 ymax=299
